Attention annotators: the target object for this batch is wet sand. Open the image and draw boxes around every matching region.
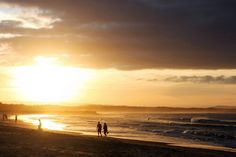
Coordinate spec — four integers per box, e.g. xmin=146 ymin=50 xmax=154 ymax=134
xmin=0 ymin=123 xmax=235 ymax=157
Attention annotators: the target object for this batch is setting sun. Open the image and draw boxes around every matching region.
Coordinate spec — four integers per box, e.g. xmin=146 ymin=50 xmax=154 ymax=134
xmin=11 ymin=56 xmax=93 ymax=103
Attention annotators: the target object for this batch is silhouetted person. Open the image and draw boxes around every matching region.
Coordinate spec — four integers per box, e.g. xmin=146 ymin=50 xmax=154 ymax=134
xmin=38 ymin=119 xmax=42 ymax=130
xmin=2 ymin=114 xmax=7 ymax=120
xmin=97 ymin=121 xmax=102 ymax=137
xmin=15 ymin=115 xmax=18 ymax=123
xmin=103 ymin=122 xmax=108 ymax=136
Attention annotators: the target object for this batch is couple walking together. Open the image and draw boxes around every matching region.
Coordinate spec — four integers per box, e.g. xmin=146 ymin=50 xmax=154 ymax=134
xmin=97 ymin=122 xmax=108 ymax=137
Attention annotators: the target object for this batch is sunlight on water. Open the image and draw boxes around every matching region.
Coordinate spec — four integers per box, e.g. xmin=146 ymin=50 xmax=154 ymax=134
xmin=19 ymin=114 xmax=66 ymax=131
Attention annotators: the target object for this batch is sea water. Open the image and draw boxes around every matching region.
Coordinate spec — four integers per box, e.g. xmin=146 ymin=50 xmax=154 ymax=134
xmin=17 ymin=112 xmax=236 ymax=152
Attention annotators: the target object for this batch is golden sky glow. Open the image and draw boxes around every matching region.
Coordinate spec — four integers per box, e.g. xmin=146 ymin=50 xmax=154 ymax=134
xmin=1 ymin=59 xmax=236 ymax=107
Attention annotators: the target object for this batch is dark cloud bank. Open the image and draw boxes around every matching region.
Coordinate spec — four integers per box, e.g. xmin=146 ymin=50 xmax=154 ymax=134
xmin=1 ymin=0 xmax=236 ymax=69
xmin=145 ymin=75 xmax=236 ymax=84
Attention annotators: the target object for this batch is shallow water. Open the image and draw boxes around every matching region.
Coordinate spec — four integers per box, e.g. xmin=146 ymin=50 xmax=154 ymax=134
xmin=16 ymin=112 xmax=236 ymax=152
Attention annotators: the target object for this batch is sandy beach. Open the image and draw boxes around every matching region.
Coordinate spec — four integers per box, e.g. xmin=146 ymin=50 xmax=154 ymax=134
xmin=0 ymin=122 xmax=235 ymax=157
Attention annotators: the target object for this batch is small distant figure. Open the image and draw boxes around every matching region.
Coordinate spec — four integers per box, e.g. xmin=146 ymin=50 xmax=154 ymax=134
xmin=38 ymin=119 xmax=42 ymax=130
xmin=2 ymin=114 xmax=7 ymax=120
xmin=15 ymin=115 xmax=18 ymax=123
xmin=97 ymin=121 xmax=102 ymax=137
xmin=103 ymin=122 xmax=109 ymax=136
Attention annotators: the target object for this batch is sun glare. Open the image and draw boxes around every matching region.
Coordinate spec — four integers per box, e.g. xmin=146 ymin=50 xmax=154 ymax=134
xmin=11 ymin=56 xmax=93 ymax=103
xmin=18 ymin=114 xmax=66 ymax=131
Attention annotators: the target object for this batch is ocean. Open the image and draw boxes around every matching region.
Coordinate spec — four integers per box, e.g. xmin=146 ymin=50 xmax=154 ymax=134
xmin=16 ymin=112 xmax=236 ymax=152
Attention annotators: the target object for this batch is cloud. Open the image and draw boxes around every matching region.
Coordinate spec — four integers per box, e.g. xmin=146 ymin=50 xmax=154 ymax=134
xmin=143 ymin=75 xmax=236 ymax=84
xmin=0 ymin=0 xmax=235 ymax=69
xmin=0 ymin=3 xmax=60 ymax=29
xmin=0 ymin=33 xmax=22 ymax=39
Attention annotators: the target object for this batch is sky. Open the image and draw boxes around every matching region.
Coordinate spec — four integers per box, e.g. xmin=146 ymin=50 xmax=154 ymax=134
xmin=0 ymin=0 xmax=236 ymax=107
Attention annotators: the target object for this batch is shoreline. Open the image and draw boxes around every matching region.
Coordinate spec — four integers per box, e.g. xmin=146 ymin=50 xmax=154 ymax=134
xmin=0 ymin=121 xmax=235 ymax=157
xmin=1 ymin=119 xmax=236 ymax=153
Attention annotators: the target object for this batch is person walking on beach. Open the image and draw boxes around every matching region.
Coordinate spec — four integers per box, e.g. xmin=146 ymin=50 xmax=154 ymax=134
xmin=38 ymin=119 xmax=42 ymax=130
xmin=97 ymin=121 xmax=102 ymax=137
xmin=2 ymin=114 xmax=7 ymax=120
xmin=103 ymin=122 xmax=108 ymax=136
xmin=15 ymin=115 xmax=18 ymax=123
